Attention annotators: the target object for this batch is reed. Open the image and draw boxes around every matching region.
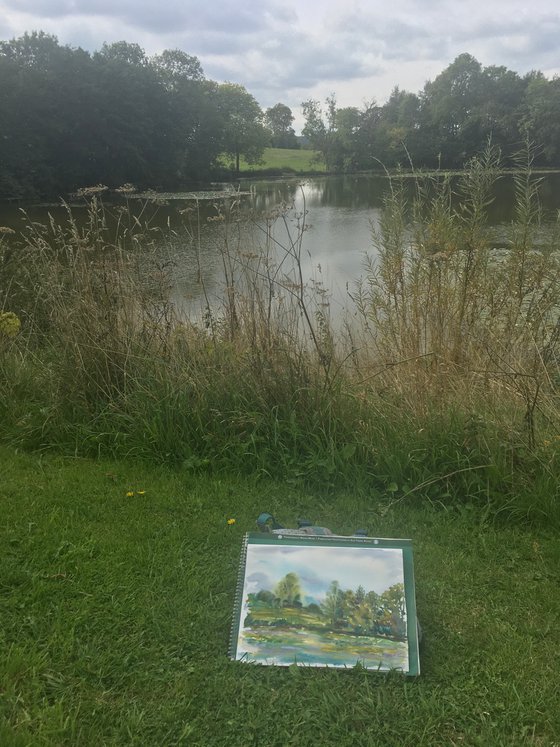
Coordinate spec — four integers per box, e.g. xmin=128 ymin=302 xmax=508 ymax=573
xmin=1 ymin=149 xmax=558 ymax=525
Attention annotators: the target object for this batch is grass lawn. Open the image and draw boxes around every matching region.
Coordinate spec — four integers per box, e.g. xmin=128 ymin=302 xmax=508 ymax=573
xmin=233 ymin=147 xmax=326 ymax=174
xmin=1 ymin=446 xmax=559 ymax=746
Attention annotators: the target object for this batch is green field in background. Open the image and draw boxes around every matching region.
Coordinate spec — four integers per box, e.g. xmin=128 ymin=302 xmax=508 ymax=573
xmin=226 ymin=147 xmax=326 ymax=173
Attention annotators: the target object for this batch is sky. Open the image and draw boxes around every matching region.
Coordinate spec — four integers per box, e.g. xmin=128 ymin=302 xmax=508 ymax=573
xmin=1 ymin=0 xmax=559 ymax=132
xmin=242 ymin=544 xmax=405 ymax=603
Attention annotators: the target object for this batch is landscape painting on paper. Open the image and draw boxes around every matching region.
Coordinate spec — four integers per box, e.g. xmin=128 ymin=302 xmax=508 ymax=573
xmin=234 ymin=543 xmax=410 ymax=671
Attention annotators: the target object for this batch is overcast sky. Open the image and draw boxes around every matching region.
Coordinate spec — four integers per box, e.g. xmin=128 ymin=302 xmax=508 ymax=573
xmin=1 ymin=0 xmax=559 ymax=131
xmin=242 ymin=544 xmax=405 ymax=603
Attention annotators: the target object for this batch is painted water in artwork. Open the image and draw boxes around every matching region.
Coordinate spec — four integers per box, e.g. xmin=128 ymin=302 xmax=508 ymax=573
xmin=234 ymin=543 xmax=410 ymax=671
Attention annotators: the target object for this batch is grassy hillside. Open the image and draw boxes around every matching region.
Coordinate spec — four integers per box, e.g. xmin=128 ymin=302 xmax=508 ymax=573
xmin=1 ymin=446 xmax=559 ymax=746
xmin=226 ymin=147 xmax=326 ymax=173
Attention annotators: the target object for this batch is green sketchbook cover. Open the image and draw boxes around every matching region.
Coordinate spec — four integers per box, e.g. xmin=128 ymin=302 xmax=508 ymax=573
xmin=229 ymin=532 xmax=420 ymax=675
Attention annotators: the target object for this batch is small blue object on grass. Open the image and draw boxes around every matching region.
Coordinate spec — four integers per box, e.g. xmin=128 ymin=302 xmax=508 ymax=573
xmin=256 ymin=512 xmax=367 ymax=538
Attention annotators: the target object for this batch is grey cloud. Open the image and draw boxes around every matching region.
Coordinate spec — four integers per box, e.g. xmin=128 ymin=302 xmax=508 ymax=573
xmin=329 ymin=12 xmax=450 ymax=64
xmin=3 ymin=0 xmax=292 ymax=36
xmin=171 ymin=31 xmax=251 ymax=57
xmin=452 ymin=13 xmax=560 ymax=44
xmin=4 ymin=0 xmax=560 ymax=115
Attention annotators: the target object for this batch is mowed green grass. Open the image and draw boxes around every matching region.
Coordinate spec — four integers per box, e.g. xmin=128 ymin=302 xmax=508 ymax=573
xmin=238 ymin=147 xmax=326 ymax=173
xmin=1 ymin=446 xmax=559 ymax=746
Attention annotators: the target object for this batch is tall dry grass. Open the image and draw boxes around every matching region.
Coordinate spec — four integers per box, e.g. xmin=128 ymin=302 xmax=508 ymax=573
xmin=352 ymin=146 xmax=560 ymax=444
xmin=0 ymin=148 xmax=558 ymax=523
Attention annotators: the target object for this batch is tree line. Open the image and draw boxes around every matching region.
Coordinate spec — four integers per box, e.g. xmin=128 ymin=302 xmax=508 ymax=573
xmin=1 ymin=33 xmax=559 ymax=199
xmin=302 ymin=53 xmax=560 ymax=171
xmin=245 ymin=572 xmax=407 ymax=639
xmin=0 ymin=32 xmax=284 ymax=198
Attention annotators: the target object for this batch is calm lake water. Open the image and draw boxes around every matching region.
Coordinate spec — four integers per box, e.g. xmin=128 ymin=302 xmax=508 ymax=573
xmin=2 ymin=173 xmax=560 ymax=318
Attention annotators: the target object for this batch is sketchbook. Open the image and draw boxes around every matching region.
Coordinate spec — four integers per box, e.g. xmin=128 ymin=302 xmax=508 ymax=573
xmin=229 ymin=532 xmax=420 ymax=675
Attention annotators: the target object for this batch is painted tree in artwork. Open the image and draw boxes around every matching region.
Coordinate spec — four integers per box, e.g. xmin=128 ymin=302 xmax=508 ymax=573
xmin=274 ymin=572 xmax=302 ymax=607
xmin=322 ymin=580 xmax=344 ymax=626
xmin=381 ymin=583 xmax=405 ymax=619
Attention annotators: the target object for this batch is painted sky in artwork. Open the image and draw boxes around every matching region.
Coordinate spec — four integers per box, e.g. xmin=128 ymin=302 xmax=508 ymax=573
xmin=243 ymin=543 xmax=405 ymax=602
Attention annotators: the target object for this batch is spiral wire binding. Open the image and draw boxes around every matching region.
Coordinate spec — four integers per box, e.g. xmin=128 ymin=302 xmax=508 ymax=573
xmin=228 ymin=532 xmax=249 ymax=659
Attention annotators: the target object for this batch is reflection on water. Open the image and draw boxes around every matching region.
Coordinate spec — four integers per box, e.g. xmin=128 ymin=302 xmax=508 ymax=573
xmin=2 ymin=173 xmax=560 ymax=320
xmin=167 ymin=176 xmax=391 ymax=318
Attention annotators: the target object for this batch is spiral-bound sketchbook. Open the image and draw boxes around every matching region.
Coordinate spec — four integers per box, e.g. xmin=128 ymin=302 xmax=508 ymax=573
xmin=229 ymin=533 xmax=420 ymax=675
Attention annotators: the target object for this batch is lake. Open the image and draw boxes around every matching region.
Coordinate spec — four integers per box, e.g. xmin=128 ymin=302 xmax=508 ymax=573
xmin=2 ymin=173 xmax=560 ymax=320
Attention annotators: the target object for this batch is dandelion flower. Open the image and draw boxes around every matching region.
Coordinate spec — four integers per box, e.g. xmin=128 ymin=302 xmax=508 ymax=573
xmin=137 ymin=490 xmax=145 ymax=495
xmin=126 ymin=490 xmax=135 ymax=497
xmin=227 ymin=518 xmax=236 ymax=525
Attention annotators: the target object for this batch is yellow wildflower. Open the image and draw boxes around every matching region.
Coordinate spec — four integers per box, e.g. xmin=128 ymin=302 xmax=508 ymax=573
xmin=0 ymin=311 xmax=21 ymax=338
xmin=126 ymin=490 xmax=135 ymax=497
xmin=137 ymin=490 xmax=146 ymax=495
xmin=227 ymin=518 xmax=236 ymax=525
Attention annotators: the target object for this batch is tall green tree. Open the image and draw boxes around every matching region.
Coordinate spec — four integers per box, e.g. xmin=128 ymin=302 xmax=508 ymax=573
xmin=217 ymin=83 xmax=268 ymax=174
xmin=372 ymin=88 xmax=421 ymax=166
xmin=419 ymin=53 xmax=486 ymax=166
xmin=301 ymin=96 xmax=346 ymax=170
xmin=265 ymin=103 xmax=298 ymax=148
xmin=301 ymin=99 xmax=327 ymax=150
xmin=149 ymin=50 xmax=222 ymax=182
xmin=522 ymin=75 xmax=560 ymax=164
xmin=0 ymin=32 xmax=99 ymax=196
xmin=92 ymin=41 xmax=171 ymax=187
xmin=150 ymin=49 xmax=204 ymax=86
xmin=475 ymin=65 xmax=526 ymax=158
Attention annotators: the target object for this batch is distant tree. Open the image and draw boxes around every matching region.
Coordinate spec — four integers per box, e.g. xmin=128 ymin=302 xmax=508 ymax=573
xmin=0 ymin=32 xmax=99 ymax=196
xmin=99 ymin=41 xmax=147 ymax=66
xmin=475 ymin=65 xmax=526 ymax=159
xmin=217 ymin=83 xmax=269 ymax=174
xmin=149 ymin=50 xmax=222 ymax=182
xmin=301 ymin=97 xmax=341 ymax=168
xmin=331 ymin=106 xmax=362 ymax=170
xmin=348 ymin=601 xmax=374 ymax=634
xmin=265 ymin=103 xmax=298 ymax=148
xmin=372 ymin=88 xmax=421 ymax=166
xmin=150 ymin=49 xmax=205 ymax=88
xmin=355 ymin=585 xmax=366 ymax=605
xmin=419 ymin=53 xmax=487 ymax=166
xmin=522 ymin=75 xmax=560 ymax=164
xmin=92 ymin=42 xmax=172 ymax=187
xmin=301 ymin=98 xmax=326 ymax=150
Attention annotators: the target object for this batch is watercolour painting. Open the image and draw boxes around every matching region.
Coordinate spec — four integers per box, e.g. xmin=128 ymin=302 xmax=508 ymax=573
xmin=230 ymin=535 xmax=420 ymax=674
